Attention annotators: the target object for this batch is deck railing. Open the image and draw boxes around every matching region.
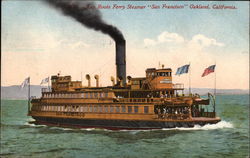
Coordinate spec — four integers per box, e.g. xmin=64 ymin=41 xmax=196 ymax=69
xmin=201 ymin=112 xmax=216 ymax=118
xmin=41 ymin=88 xmax=51 ymax=92
xmin=173 ymin=83 xmax=184 ymax=89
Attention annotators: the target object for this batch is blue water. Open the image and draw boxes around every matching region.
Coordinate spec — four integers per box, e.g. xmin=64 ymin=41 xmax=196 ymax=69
xmin=1 ymin=95 xmax=249 ymax=158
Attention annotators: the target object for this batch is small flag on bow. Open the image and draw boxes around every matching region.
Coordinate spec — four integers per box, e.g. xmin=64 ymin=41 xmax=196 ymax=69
xmin=175 ymin=64 xmax=190 ymax=75
xmin=40 ymin=77 xmax=49 ymax=85
xmin=202 ymin=65 xmax=216 ymax=77
xmin=21 ymin=77 xmax=30 ymax=88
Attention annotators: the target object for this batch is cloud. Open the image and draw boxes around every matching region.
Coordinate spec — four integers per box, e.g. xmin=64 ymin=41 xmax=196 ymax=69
xmin=144 ymin=32 xmax=224 ymax=51
xmin=59 ymin=40 xmax=90 ymax=49
xmin=188 ymin=34 xmax=224 ymax=50
xmin=157 ymin=31 xmax=185 ymax=43
xmin=69 ymin=41 xmax=90 ymax=49
xmin=144 ymin=31 xmax=184 ymax=46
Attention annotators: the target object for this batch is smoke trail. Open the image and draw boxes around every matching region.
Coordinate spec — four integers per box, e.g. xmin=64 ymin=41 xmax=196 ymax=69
xmin=45 ymin=0 xmax=124 ymax=42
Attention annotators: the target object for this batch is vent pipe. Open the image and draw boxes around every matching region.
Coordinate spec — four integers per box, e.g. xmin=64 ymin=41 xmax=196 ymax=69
xmin=111 ymin=76 xmax=115 ymax=86
xmin=94 ymin=75 xmax=99 ymax=87
xmin=85 ymin=74 xmax=91 ymax=87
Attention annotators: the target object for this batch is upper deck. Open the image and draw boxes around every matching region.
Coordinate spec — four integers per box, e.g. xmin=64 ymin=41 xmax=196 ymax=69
xmin=49 ymin=67 xmax=184 ymax=97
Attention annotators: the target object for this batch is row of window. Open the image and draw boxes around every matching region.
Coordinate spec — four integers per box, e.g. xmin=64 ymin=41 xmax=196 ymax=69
xmin=33 ymin=105 xmax=149 ymax=114
xmin=43 ymin=92 xmax=109 ymax=99
xmin=147 ymin=72 xmax=172 ymax=77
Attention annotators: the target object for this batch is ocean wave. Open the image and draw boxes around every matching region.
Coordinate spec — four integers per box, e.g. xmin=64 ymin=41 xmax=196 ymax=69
xmin=162 ymin=120 xmax=233 ymax=131
xmin=27 ymin=117 xmax=36 ymax=122
xmin=24 ymin=122 xmax=47 ymax=128
xmin=22 ymin=120 xmax=233 ymax=132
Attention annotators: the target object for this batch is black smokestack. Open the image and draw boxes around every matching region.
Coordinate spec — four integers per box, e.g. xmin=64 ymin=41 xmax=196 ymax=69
xmin=45 ymin=0 xmax=126 ymax=85
xmin=116 ymin=40 xmax=126 ymax=86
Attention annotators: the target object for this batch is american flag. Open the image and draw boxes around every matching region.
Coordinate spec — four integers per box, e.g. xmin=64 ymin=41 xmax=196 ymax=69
xmin=202 ymin=65 xmax=216 ymax=77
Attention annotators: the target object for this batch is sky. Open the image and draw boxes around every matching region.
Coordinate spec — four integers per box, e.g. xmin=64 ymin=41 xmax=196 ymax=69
xmin=1 ymin=1 xmax=249 ymax=90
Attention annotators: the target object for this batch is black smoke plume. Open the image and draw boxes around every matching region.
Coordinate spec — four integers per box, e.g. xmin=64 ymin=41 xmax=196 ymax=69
xmin=45 ymin=0 xmax=124 ymax=42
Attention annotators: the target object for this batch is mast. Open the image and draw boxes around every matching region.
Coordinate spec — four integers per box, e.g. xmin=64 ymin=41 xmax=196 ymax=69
xmin=189 ymin=62 xmax=191 ymax=95
xmin=214 ymin=62 xmax=216 ymax=113
xmin=48 ymin=76 xmax=50 ymax=91
xmin=81 ymin=72 xmax=83 ymax=83
xmin=28 ymin=77 xmax=30 ymax=113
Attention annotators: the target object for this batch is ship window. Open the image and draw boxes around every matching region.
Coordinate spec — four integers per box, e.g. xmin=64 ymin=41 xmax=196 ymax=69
xmin=116 ymin=106 xmax=120 ymax=113
xmin=104 ymin=92 xmax=108 ymax=98
xmin=134 ymin=106 xmax=138 ymax=113
xmin=144 ymin=106 xmax=149 ymax=113
xmin=94 ymin=105 xmax=98 ymax=112
xmin=94 ymin=93 xmax=98 ymax=98
xmin=99 ymin=93 xmax=103 ymax=98
xmin=89 ymin=105 xmax=93 ymax=112
xmin=121 ymin=106 xmax=126 ymax=113
xmin=83 ymin=105 xmax=87 ymax=112
xmin=110 ymin=106 xmax=114 ymax=112
xmin=104 ymin=105 xmax=109 ymax=113
xmin=99 ymin=105 xmax=103 ymax=112
xmin=128 ymin=106 xmax=132 ymax=113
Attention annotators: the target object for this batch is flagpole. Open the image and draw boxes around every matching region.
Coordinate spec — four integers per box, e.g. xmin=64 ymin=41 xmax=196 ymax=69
xmin=48 ymin=76 xmax=50 ymax=92
xmin=214 ymin=62 xmax=216 ymax=113
xmin=81 ymin=72 xmax=83 ymax=83
xmin=189 ymin=62 xmax=191 ymax=95
xmin=28 ymin=77 xmax=30 ymax=114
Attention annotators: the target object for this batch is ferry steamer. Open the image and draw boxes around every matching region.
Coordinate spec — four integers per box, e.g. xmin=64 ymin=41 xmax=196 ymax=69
xmin=29 ymin=40 xmax=221 ymax=130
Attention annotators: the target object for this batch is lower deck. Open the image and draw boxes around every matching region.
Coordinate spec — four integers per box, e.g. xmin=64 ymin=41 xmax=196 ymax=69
xmin=31 ymin=116 xmax=221 ymax=130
